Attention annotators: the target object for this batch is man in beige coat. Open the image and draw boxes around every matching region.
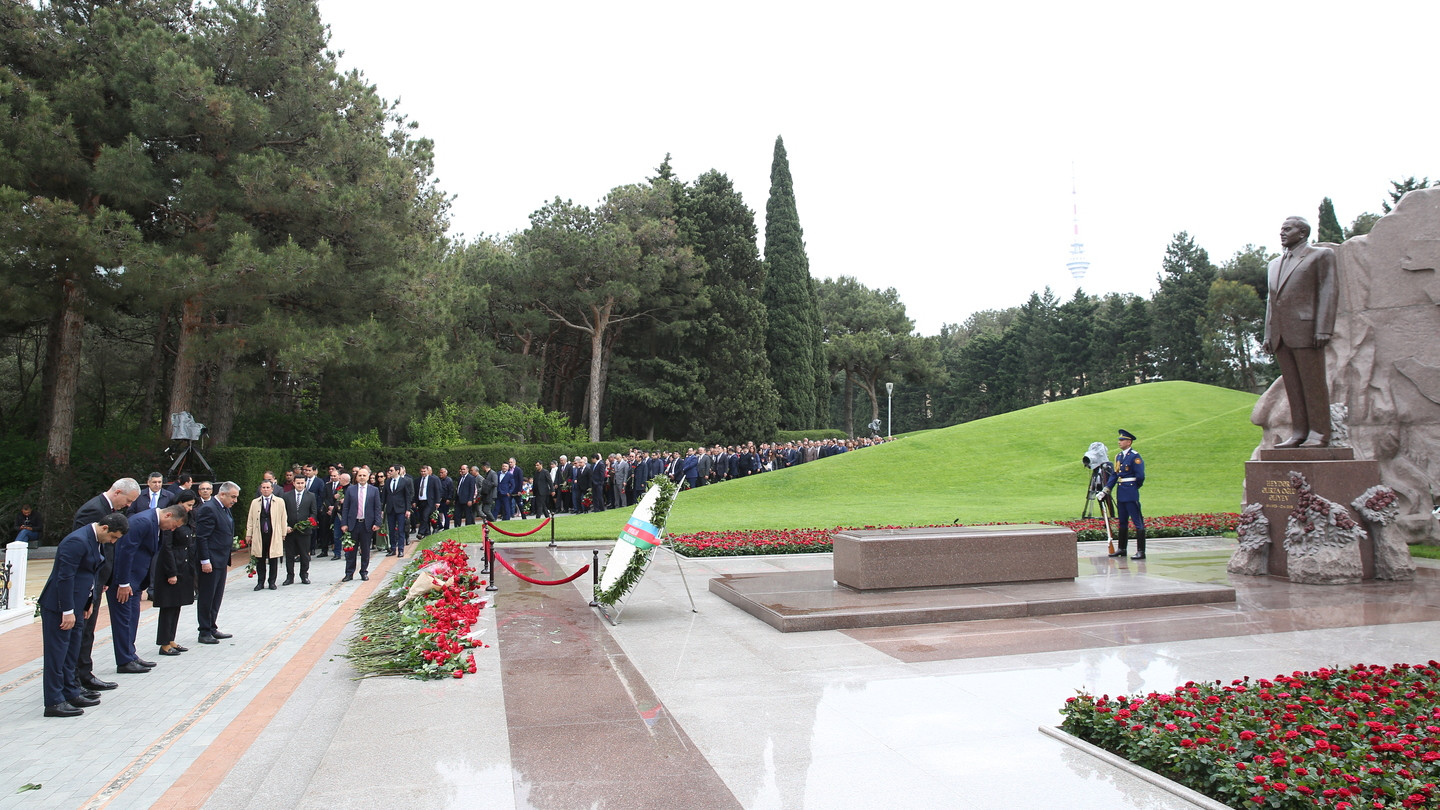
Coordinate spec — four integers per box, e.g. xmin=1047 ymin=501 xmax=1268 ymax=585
xmin=245 ymin=481 xmax=291 ymax=591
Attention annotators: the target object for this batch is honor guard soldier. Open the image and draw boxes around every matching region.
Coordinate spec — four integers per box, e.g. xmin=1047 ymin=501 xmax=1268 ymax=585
xmin=1103 ymin=429 xmax=1147 ymax=560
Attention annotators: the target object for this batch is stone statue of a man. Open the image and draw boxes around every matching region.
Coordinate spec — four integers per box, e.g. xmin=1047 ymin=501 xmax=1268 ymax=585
xmin=1262 ymin=216 xmax=1339 ymax=447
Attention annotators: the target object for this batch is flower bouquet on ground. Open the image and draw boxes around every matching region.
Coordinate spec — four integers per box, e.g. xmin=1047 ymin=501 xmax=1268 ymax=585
xmin=345 ymin=539 xmax=488 ymax=680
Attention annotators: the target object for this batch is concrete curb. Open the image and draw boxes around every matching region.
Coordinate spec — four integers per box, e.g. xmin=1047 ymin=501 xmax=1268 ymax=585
xmin=1037 ymin=725 xmax=1234 ymax=810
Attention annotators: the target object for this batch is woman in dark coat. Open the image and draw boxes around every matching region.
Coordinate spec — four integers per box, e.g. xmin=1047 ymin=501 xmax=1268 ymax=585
xmin=154 ymin=489 xmax=199 ymax=656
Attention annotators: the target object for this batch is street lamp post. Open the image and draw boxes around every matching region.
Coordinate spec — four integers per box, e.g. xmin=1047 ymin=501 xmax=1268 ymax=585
xmin=885 ymin=382 xmax=893 ymax=438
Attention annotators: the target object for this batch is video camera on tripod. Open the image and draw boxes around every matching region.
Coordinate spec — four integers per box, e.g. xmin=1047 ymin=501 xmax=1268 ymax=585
xmin=1080 ymin=441 xmax=1114 ymax=519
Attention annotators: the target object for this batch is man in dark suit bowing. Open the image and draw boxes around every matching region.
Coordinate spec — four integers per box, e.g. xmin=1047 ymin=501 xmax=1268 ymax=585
xmin=194 ymin=482 xmax=240 ymax=644
xmin=38 ymin=512 xmax=129 ymax=716
xmin=111 ymin=504 xmax=187 ymax=673
xmin=71 ymin=478 xmax=141 ymax=693
xmin=341 ymin=467 xmax=382 ymax=582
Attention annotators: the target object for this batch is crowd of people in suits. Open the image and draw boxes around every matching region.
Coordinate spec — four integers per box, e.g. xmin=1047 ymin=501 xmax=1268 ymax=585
xmin=33 ymin=434 xmax=893 ymax=717
xmin=438 ymin=436 xmax=893 ymax=522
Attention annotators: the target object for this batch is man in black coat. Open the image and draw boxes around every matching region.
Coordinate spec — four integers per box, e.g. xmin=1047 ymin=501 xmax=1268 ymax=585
xmin=436 ymin=467 xmax=455 ymax=529
xmin=70 ymin=478 xmax=141 ymax=692
xmin=455 ymin=464 xmax=478 ymax=526
xmin=282 ymin=479 xmax=318 ymax=585
xmin=381 ymin=465 xmax=414 ymax=556
xmin=313 ymin=466 xmax=338 ymax=556
xmin=588 ymin=454 xmax=608 ymax=512
xmin=530 ymin=461 xmax=552 ymax=518
xmin=479 ymin=462 xmax=501 ymax=522
xmin=413 ymin=465 xmax=440 ymax=537
xmin=38 ymin=512 xmax=128 ymax=716
xmin=194 ymin=482 xmax=240 ymax=644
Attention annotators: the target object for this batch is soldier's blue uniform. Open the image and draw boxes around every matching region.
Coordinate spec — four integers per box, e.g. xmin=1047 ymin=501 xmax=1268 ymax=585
xmin=1105 ymin=429 xmax=1147 ymax=559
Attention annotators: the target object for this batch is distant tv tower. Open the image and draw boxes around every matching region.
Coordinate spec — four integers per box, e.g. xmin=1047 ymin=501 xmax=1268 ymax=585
xmin=1066 ymin=169 xmax=1091 ymax=281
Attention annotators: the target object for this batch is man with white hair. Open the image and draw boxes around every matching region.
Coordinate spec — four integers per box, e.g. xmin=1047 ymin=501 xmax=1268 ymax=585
xmin=71 ymin=478 xmax=140 ymax=692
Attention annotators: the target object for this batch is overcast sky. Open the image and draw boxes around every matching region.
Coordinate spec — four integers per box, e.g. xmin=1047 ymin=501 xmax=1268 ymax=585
xmin=315 ymin=0 xmax=1437 ymax=335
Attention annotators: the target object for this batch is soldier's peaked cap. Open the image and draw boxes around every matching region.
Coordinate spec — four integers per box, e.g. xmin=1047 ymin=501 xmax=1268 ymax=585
xmin=1117 ymin=429 xmax=1136 ymax=441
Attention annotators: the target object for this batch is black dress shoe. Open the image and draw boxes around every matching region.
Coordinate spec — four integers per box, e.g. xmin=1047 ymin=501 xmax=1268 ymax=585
xmin=254 ymin=583 xmax=265 ymax=591
xmin=360 ymin=573 xmax=369 ymax=581
xmin=342 ymin=575 xmax=353 ymax=581
xmin=1107 ymin=551 xmax=1125 ymax=558
xmin=198 ymin=634 xmax=219 ymax=644
xmin=1131 ymin=553 xmax=1146 ymax=560
xmin=135 ymin=658 xmax=156 ymax=668
xmin=116 ymin=661 xmax=150 ymax=674
xmin=282 ymin=578 xmax=294 ymax=586
xmin=171 ymin=644 xmax=189 ymax=652
xmin=159 ymin=646 xmax=182 ymax=656
xmin=81 ymin=677 xmax=118 ymax=691
xmin=80 ymin=689 xmax=101 ymax=700
xmin=45 ymin=702 xmax=83 ymax=717
xmin=211 ymin=630 xmax=233 ymax=639
xmin=268 ymin=583 xmax=277 ymax=590
xmin=301 ymin=577 xmax=310 ymax=584
xmin=69 ymin=694 xmax=101 ymax=707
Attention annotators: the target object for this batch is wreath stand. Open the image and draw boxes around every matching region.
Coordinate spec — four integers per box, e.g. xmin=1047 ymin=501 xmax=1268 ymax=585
xmin=592 ymin=538 xmax=697 ymax=626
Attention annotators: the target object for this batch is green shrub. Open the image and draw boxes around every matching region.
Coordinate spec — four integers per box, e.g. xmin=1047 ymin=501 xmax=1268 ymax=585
xmin=407 ymin=401 xmax=467 ymax=448
xmin=472 ymin=404 xmax=585 ymax=445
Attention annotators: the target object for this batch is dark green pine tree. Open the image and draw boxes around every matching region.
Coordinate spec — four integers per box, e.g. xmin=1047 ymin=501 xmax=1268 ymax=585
xmin=676 ymin=170 xmax=781 ymax=443
xmin=761 ymin=135 xmax=821 ymax=429
xmin=1317 ymin=197 xmax=1345 ymax=244
xmin=1151 ymin=232 xmax=1218 ymax=383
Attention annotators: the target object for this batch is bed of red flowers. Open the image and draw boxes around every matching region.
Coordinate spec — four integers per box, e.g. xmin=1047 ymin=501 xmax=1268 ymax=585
xmin=668 ymin=513 xmax=1239 ymax=557
xmin=345 ymin=539 xmax=488 ymax=679
xmin=1061 ymin=662 xmax=1440 ymax=809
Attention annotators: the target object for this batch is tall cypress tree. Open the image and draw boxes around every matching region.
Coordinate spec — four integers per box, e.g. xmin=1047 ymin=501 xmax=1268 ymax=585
xmin=762 ymin=135 xmax=820 ymax=429
xmin=677 ymin=170 xmax=780 ymax=443
xmin=1317 ymin=197 xmax=1345 ymax=244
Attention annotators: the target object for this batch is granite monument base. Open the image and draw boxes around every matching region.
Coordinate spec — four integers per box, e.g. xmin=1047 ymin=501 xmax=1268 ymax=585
xmin=1246 ymin=447 xmax=1381 ymax=580
xmin=833 ymin=524 xmax=1078 ymax=590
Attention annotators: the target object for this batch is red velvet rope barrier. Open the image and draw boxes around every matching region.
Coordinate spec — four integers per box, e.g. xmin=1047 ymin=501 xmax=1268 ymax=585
xmin=492 ymin=551 xmax=590 ymax=586
xmin=484 ymin=518 xmax=552 ymax=537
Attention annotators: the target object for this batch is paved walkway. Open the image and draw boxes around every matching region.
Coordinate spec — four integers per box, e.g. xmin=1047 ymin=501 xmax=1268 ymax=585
xmin=2 ymin=537 xmax=1437 ymax=809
